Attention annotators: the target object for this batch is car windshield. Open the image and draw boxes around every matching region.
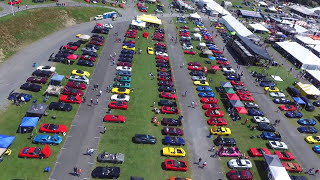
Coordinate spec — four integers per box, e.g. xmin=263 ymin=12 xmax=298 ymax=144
xmin=67 ymin=96 xmax=75 ymax=100
xmin=43 ymin=66 xmax=51 ymax=69
xmin=76 ymin=70 xmax=84 ymax=74
xmin=33 ymin=148 xmax=41 ymax=155
xmin=48 ymin=124 xmax=59 ymax=130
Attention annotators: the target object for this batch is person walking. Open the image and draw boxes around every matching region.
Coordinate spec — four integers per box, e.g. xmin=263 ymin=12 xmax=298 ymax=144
xmin=198 ymin=157 xmax=202 ymax=164
xmin=102 ymin=126 xmax=106 ymax=134
xmin=112 ymin=59 xmax=115 ymax=65
xmin=210 ymin=145 xmax=215 ymax=152
xmin=153 ymin=102 xmax=156 ymax=108
xmin=96 ymin=98 xmax=99 ymax=105
xmin=245 ymin=119 xmax=249 ymax=124
xmin=277 ymin=119 xmax=281 ymax=125
xmin=202 ymin=161 xmax=207 ymax=168
xmin=90 ymin=98 xmax=93 ymax=105
xmin=99 ymin=90 xmax=102 ymax=97
xmin=74 ymin=167 xmax=78 ymax=176
xmin=306 ymin=168 xmax=314 ymax=174
xmin=315 ymin=169 xmax=320 ymax=176
xmin=77 ymin=168 xmax=82 ymax=177
xmin=184 ymin=90 xmax=187 ymax=97
xmin=194 ymin=103 xmax=198 ymax=108
xmin=83 ymin=96 xmax=86 ymax=103
xmin=213 ymin=150 xmax=218 ymax=158
xmin=191 ymin=101 xmax=195 ymax=108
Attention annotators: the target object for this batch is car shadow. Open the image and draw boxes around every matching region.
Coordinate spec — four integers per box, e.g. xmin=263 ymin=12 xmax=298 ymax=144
xmin=161 ymin=162 xmax=166 ymax=170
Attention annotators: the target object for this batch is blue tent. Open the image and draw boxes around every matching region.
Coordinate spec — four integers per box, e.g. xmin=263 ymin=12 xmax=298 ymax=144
xmin=0 ymin=135 xmax=15 ymax=148
xmin=19 ymin=117 xmax=39 ymax=133
xmin=292 ymin=97 xmax=305 ymax=105
xmin=51 ymin=74 xmax=64 ymax=82
xmin=208 ymin=56 xmax=216 ymax=60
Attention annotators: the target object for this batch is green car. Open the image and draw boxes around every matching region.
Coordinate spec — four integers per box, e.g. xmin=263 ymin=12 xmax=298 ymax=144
xmin=113 ymin=82 xmax=131 ymax=88
xmin=114 ymin=76 xmax=131 ymax=82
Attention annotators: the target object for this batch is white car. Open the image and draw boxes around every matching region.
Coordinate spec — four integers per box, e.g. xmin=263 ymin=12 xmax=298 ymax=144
xmin=37 ymin=65 xmax=56 ymax=72
xmin=268 ymin=141 xmax=288 ymax=150
xmin=94 ymin=15 xmax=103 ymax=20
xmin=155 ymin=52 xmax=168 ymax=57
xmin=116 ymin=66 xmax=132 ymax=72
xmin=191 ymin=76 xmax=206 ymax=81
xmin=227 ymin=159 xmax=252 ymax=169
xmin=69 ymin=75 xmax=90 ymax=84
xmin=270 ymin=92 xmax=286 ymax=98
xmin=182 ymin=44 xmax=193 ymax=50
xmin=110 ymin=94 xmax=130 ymax=102
xmin=222 ymin=67 xmax=235 ymax=73
xmin=104 ymin=23 xmax=113 ymax=29
xmin=244 ymin=102 xmax=259 ymax=109
xmin=82 ymin=47 xmax=97 ymax=53
xmin=253 ymin=116 xmax=270 ymax=123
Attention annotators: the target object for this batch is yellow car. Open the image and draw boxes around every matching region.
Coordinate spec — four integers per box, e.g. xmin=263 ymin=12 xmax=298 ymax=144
xmin=215 ymin=26 xmax=224 ymax=30
xmin=147 ymin=47 xmax=154 ymax=55
xmin=210 ymin=125 xmax=231 ymax=135
xmin=305 ymin=136 xmax=320 ymax=144
xmin=122 ymin=45 xmax=135 ymax=51
xmin=71 ymin=70 xmax=90 ymax=77
xmin=197 ymin=25 xmax=204 ymax=28
xmin=194 ymin=81 xmax=209 ymax=86
xmin=162 ymin=147 xmax=186 ymax=157
xmin=4 ymin=149 xmax=11 ymax=156
xmin=75 ymin=34 xmax=82 ymax=38
xmin=111 ymin=87 xmax=130 ymax=95
xmin=264 ymin=87 xmax=280 ymax=92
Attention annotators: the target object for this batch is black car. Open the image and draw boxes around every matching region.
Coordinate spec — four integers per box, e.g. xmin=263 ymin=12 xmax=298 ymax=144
xmin=119 ymin=54 xmax=133 ymax=58
xmin=55 ymin=53 xmax=69 ymax=58
xmin=91 ymin=166 xmax=120 ymax=179
xmin=20 ymin=83 xmax=42 ymax=92
xmin=158 ymin=80 xmax=173 ymax=87
xmin=251 ymin=72 xmax=266 ymax=78
xmin=77 ymin=60 xmax=94 ymax=67
xmin=156 ymin=63 xmax=170 ymax=67
xmin=214 ymin=136 xmax=236 ymax=146
xmin=301 ymin=96 xmax=315 ymax=111
xmin=257 ymin=123 xmax=276 ymax=132
xmin=159 ymin=100 xmax=177 ymax=107
xmin=290 ymin=175 xmax=308 ymax=180
xmin=134 ymin=134 xmax=156 ymax=144
xmin=118 ymin=57 xmax=132 ymax=63
xmin=233 ymin=85 xmax=247 ymax=91
xmin=121 ymin=50 xmax=134 ymax=54
xmin=32 ymin=69 xmax=53 ymax=77
xmin=287 ymin=87 xmax=301 ymax=97
xmin=92 ymin=34 xmax=105 ymax=40
xmin=313 ymin=100 xmax=320 ymax=107
xmin=158 ymin=86 xmax=175 ymax=92
xmin=49 ymin=102 xmax=72 ymax=111
xmin=223 ymin=71 xmax=236 ymax=76
xmin=67 ymin=41 xmax=81 ymax=47
xmin=162 ymin=118 xmax=182 ymax=126
xmin=190 ymin=71 xmax=204 ymax=76
xmin=86 ymin=44 xmax=100 ymax=50
xmin=59 ymin=49 xmax=74 ymax=54
xmin=82 ymin=51 xmax=98 ymax=57
xmin=51 ymin=56 xmax=67 ymax=63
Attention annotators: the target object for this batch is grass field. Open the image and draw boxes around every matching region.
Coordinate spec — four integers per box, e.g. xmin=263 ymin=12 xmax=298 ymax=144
xmin=0 ymin=7 xmax=116 ymax=63
xmin=93 ymin=28 xmax=192 ymax=179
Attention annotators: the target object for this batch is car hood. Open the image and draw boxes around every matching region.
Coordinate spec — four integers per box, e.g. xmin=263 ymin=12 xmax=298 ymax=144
xmin=40 ymin=144 xmax=51 ymax=157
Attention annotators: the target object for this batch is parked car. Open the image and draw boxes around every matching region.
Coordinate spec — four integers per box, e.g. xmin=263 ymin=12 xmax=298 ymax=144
xmin=300 ymin=96 xmax=315 ymax=111
xmin=32 ymin=134 xmax=62 ymax=145
xmin=8 ymin=92 xmax=32 ymax=102
xmin=91 ymin=167 xmax=120 ymax=179
xmin=66 ymin=81 xmax=86 ymax=90
xmin=77 ymin=60 xmax=94 ymax=67
xmin=218 ymin=146 xmax=241 ymax=157
xmin=273 ymin=98 xmax=290 ymax=104
xmin=285 ymin=111 xmax=303 ymax=118
xmin=253 ymin=116 xmax=270 ymax=123
xmin=19 ymin=144 xmax=51 ymax=159
xmin=69 ymin=75 xmax=89 ymax=84
xmin=282 ymin=162 xmax=302 ymax=173
xmin=228 ymin=159 xmax=252 ymax=169
xmin=162 ymin=147 xmax=186 ymax=157
xmin=26 ymin=77 xmax=48 ymax=84
xmin=133 ymin=134 xmax=156 ymax=144
xmin=110 ymin=94 xmax=130 ymax=102
xmin=162 ymin=127 xmax=183 ymax=136
xmin=297 ymin=119 xmax=316 ymax=126
xmin=261 ymin=132 xmax=281 ymax=141
xmin=274 ymin=151 xmax=295 ymax=161
xmin=214 ymin=136 xmax=236 ymax=146
xmin=287 ymin=87 xmax=301 ymax=97
xmin=20 ymin=83 xmax=41 ymax=92
xmin=268 ymin=141 xmax=288 ymax=150
xmin=108 ymin=101 xmax=128 ymax=110
xmin=248 ymin=109 xmax=264 ymax=116
xmin=49 ymin=102 xmax=72 ymax=111
xmin=226 ymin=170 xmax=253 ymax=180
xmin=97 ymin=152 xmax=125 ymax=163
xmin=279 ymin=105 xmax=296 ymax=111
xmin=257 ymin=123 xmax=276 ymax=132
xmin=162 ymin=118 xmax=182 ymax=126
xmin=269 ymin=92 xmax=285 ymax=98
xmin=164 ymin=159 xmax=188 ymax=171
xmin=32 ymin=69 xmax=53 ymax=77
xmin=163 ymin=136 xmax=185 ymax=146
xmin=249 ymin=148 xmax=271 ymax=157
xmin=298 ymin=126 xmax=318 ymax=134
xmin=59 ymin=95 xmax=82 ymax=104
xmin=103 ymin=115 xmax=125 ymax=123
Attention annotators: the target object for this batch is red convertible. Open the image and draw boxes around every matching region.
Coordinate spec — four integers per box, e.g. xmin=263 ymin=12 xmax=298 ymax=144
xmin=63 ymin=45 xmax=78 ymax=51
xmin=237 ymin=90 xmax=251 ymax=96
xmin=103 ymin=115 xmax=126 ymax=123
xmin=201 ymin=97 xmax=218 ymax=104
xmin=279 ymin=105 xmax=297 ymax=111
xmin=239 ymin=95 xmax=255 ymax=102
xmin=40 ymin=123 xmax=68 ymax=134
xmin=164 ymin=159 xmax=188 ymax=171
xmin=202 ymin=104 xmax=220 ymax=110
xmin=19 ymin=144 xmax=51 ymax=159
xmin=159 ymin=75 xmax=173 ymax=82
xmin=26 ymin=77 xmax=48 ymax=84
xmin=188 ymin=66 xmax=202 ymax=71
xmin=62 ymin=87 xmax=84 ymax=96
xmin=80 ymin=55 xmax=96 ymax=62
xmin=207 ymin=118 xmax=227 ymax=126
xmin=249 ymin=148 xmax=271 ymax=157
xmin=67 ymin=54 xmax=79 ymax=60
xmin=282 ymin=162 xmax=302 ymax=172
xmin=161 ymin=106 xmax=180 ymax=114
xmin=231 ymin=80 xmax=245 ymax=86
xmin=205 ymin=110 xmax=224 ymax=117
xmin=275 ymin=151 xmax=295 ymax=161
xmin=160 ymin=92 xmax=177 ymax=100
xmin=117 ymin=62 xmax=132 ymax=67
xmin=66 ymin=81 xmax=86 ymax=90
xmin=188 ymin=62 xmax=201 ymax=66
xmin=60 ymin=94 xmax=82 ymax=104
xmin=108 ymin=101 xmax=128 ymax=110
xmin=184 ymin=50 xmax=196 ymax=55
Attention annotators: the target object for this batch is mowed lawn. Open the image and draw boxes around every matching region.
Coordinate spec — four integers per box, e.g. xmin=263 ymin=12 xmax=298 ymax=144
xmin=173 ymin=19 xmax=306 ymax=179
xmin=93 ymin=28 xmax=192 ymax=179
xmin=0 ymin=33 xmax=107 ymax=179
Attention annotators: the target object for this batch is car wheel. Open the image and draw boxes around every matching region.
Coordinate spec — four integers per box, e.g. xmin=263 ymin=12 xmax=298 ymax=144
xmin=40 ymin=156 xmax=44 ymax=160
xmin=24 ymin=156 xmax=27 ymax=159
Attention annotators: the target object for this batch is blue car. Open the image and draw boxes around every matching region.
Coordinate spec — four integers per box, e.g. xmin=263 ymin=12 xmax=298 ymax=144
xmin=313 ymin=145 xmax=320 ymax=153
xmin=164 ymin=136 xmax=185 ymax=146
xmin=285 ymin=111 xmax=303 ymax=118
xmin=298 ymin=119 xmax=316 ymax=126
xmin=248 ymin=109 xmax=264 ymax=116
xmin=8 ymin=92 xmax=32 ymax=102
xmin=298 ymin=126 xmax=318 ymax=134
xmin=32 ymin=134 xmax=62 ymax=145
xmin=196 ymin=86 xmax=212 ymax=92
xmin=227 ymin=76 xmax=237 ymax=80
xmin=261 ymin=132 xmax=281 ymax=141
xmin=198 ymin=92 xmax=215 ymax=97
xmin=216 ymin=57 xmax=228 ymax=61
xmin=121 ymin=50 xmax=134 ymax=54
xmin=273 ymin=98 xmax=290 ymax=104
xmin=260 ymin=81 xmax=275 ymax=87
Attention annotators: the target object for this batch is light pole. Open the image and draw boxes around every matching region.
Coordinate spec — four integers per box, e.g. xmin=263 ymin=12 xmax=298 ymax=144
xmin=10 ymin=0 xmax=15 ymax=16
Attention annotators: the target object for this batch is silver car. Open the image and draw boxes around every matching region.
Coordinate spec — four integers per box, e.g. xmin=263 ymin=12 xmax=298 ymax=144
xmin=191 ymin=76 xmax=206 ymax=81
xmin=97 ymin=152 xmax=125 ymax=163
xmin=82 ymin=47 xmax=97 ymax=53
xmin=69 ymin=75 xmax=89 ymax=84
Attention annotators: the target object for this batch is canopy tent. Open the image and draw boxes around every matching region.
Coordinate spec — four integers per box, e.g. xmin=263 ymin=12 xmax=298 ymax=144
xmin=78 ymin=34 xmax=91 ymax=41
xmin=295 ymin=82 xmax=320 ymax=96
xmin=229 ymin=100 xmax=244 ymax=107
xmin=290 ymin=24 xmax=308 ymax=34
xmin=202 ymin=49 xmax=213 ymax=55
xmin=193 ymin=33 xmax=202 ymax=41
xmin=137 ymin=14 xmax=162 ymax=25
xmin=131 ymin=20 xmax=146 ymax=28
xmin=226 ymin=93 xmax=240 ymax=100
xmin=0 ymin=135 xmax=15 ymax=148
xmin=295 ymin=35 xmax=320 ymax=46
xmin=235 ymin=106 xmax=248 ymax=114
xmin=19 ymin=117 xmax=39 ymax=133
xmin=249 ymin=23 xmax=270 ymax=33
xmin=51 ymin=74 xmax=64 ymax=82
xmin=237 ymin=35 xmax=272 ymax=60
xmin=276 ymin=41 xmax=320 ymax=70
xmin=224 ymin=87 xmax=235 ymax=93
xmin=258 ymin=1 xmax=268 ymax=7
xmin=292 ymin=97 xmax=306 ymax=105
xmin=267 ymin=6 xmax=277 ymax=12
xmin=26 ymin=103 xmax=48 ymax=117
xmin=204 ymin=0 xmax=230 ymax=15
xmin=221 ymin=82 xmax=233 ymax=88
xmin=238 ymin=9 xmax=263 ymax=19
xmin=189 ymin=12 xmax=201 ymax=20
xmin=264 ymin=154 xmax=291 ymax=180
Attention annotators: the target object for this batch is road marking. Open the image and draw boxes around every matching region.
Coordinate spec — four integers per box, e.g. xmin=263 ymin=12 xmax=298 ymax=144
xmin=71 ymin=125 xmax=76 ymax=127
xmin=88 ymin=162 xmax=94 ymax=164
xmin=61 ymin=148 xmax=66 ymax=150
xmin=94 ymin=137 xmax=100 ymax=139
xmin=97 ymin=126 xmax=104 ymax=128
xmin=83 ymin=178 xmax=90 ymax=179
xmin=67 ymin=136 xmax=72 ymax=138
xmin=56 ymin=162 xmax=61 ymax=164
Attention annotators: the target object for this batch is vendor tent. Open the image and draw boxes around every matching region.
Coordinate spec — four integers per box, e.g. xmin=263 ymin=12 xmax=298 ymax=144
xmin=202 ymin=49 xmax=213 ymax=55
xmin=137 ymin=14 xmax=162 ymax=25
xmin=19 ymin=117 xmax=39 ymax=133
xmin=226 ymin=93 xmax=240 ymax=100
xmin=264 ymin=154 xmax=291 ymax=180
xmin=131 ymin=20 xmax=146 ymax=28
xmin=258 ymin=1 xmax=268 ymax=7
xmin=230 ymin=100 xmax=244 ymax=107
xmin=26 ymin=103 xmax=48 ymax=117
xmin=295 ymin=82 xmax=320 ymax=96
xmin=78 ymin=34 xmax=91 ymax=41
xmin=0 ymin=135 xmax=15 ymax=157
xmin=292 ymin=97 xmax=306 ymax=105
xmin=306 ymin=70 xmax=320 ymax=86
xmin=224 ymin=87 xmax=235 ymax=93
xmin=235 ymin=106 xmax=248 ymax=114
xmin=50 ymin=74 xmax=64 ymax=85
xmin=193 ymin=33 xmax=201 ymax=41
xmin=219 ymin=15 xmax=254 ymax=38
xmin=295 ymin=35 xmax=320 ymax=46
xmin=221 ymin=82 xmax=233 ymax=88
xmin=290 ymin=24 xmax=308 ymax=34
xmin=249 ymin=23 xmax=270 ymax=33
xmin=189 ymin=12 xmax=201 ymax=20
xmin=238 ymin=9 xmax=262 ymax=19
xmin=237 ymin=35 xmax=272 ymax=60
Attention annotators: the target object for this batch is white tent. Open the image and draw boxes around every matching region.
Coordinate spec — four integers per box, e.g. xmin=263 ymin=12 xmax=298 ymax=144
xmin=193 ymin=33 xmax=201 ymax=41
xmin=219 ymin=15 xmax=254 ymax=37
xmin=290 ymin=24 xmax=308 ymax=34
xmin=204 ymin=0 xmax=230 ymax=15
xmin=249 ymin=23 xmax=270 ymax=32
xmin=131 ymin=20 xmax=146 ymax=28
xmin=306 ymin=70 xmax=320 ymax=84
xmin=276 ymin=41 xmax=320 ymax=70
xmin=309 ymin=44 xmax=320 ymax=54
xmin=280 ymin=20 xmax=292 ymax=25
xmin=189 ymin=12 xmax=202 ymax=20
xmin=267 ymin=6 xmax=277 ymax=12
xmin=295 ymin=82 xmax=320 ymax=96
xmin=258 ymin=1 xmax=268 ymax=7
xmin=295 ymin=35 xmax=320 ymax=45
xmin=264 ymin=154 xmax=291 ymax=180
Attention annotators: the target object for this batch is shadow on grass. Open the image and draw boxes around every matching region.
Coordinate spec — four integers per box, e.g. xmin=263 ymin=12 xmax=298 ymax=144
xmin=253 ymin=160 xmax=269 ymax=180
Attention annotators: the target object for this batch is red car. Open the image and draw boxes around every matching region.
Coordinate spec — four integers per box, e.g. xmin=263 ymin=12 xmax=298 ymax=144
xmin=19 ymin=144 xmax=51 ymax=159
xmin=92 ymin=37 xmax=105 ymax=43
xmin=239 ymin=95 xmax=255 ymax=102
xmin=90 ymin=40 xmax=103 ymax=46
xmin=162 ymin=127 xmax=184 ymax=136
xmin=80 ymin=55 xmax=96 ymax=62
xmin=275 ymin=151 xmax=295 ymax=161
xmin=164 ymin=159 xmax=188 ymax=171
xmin=8 ymin=0 xmax=20 ymax=4
xmin=202 ymin=104 xmax=220 ymax=110
xmin=201 ymin=97 xmax=218 ymax=104
xmin=160 ymin=92 xmax=177 ymax=100
xmin=188 ymin=62 xmax=201 ymax=66
xmin=231 ymin=80 xmax=245 ymax=86
xmin=205 ymin=110 xmax=224 ymax=117
xmin=155 ymin=42 xmax=166 ymax=46
xmin=161 ymin=106 xmax=180 ymax=114
xmin=237 ymin=90 xmax=251 ymax=96
xmin=279 ymin=105 xmax=297 ymax=111
xmin=217 ymin=60 xmax=229 ymax=65
xmin=207 ymin=118 xmax=228 ymax=126
xmin=60 ymin=94 xmax=82 ymax=104
xmin=67 ymin=54 xmax=79 ymax=60
xmin=117 ymin=62 xmax=132 ymax=67
xmin=156 ymin=56 xmax=169 ymax=60
xmin=108 ymin=101 xmax=128 ymax=110
xmin=103 ymin=115 xmax=126 ymax=123
xmin=63 ymin=45 xmax=78 ymax=51
xmin=180 ymin=26 xmax=189 ymax=29
xmin=126 ymin=34 xmax=136 ymax=38
xmin=184 ymin=50 xmax=196 ymax=55
xmin=40 ymin=123 xmax=68 ymax=134
xmin=66 ymin=81 xmax=86 ymax=90
xmin=212 ymin=49 xmax=223 ymax=54
xmin=62 ymin=87 xmax=84 ymax=96
xmin=157 ymin=59 xmax=169 ymax=64
xmin=282 ymin=162 xmax=302 ymax=173
xmin=159 ymin=75 xmax=173 ymax=82
xmin=226 ymin=170 xmax=253 ymax=180
xmin=188 ymin=66 xmax=202 ymax=71
xmin=158 ymin=67 xmax=171 ymax=72
xmin=249 ymin=148 xmax=271 ymax=157
xmin=26 ymin=77 xmax=48 ymax=84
